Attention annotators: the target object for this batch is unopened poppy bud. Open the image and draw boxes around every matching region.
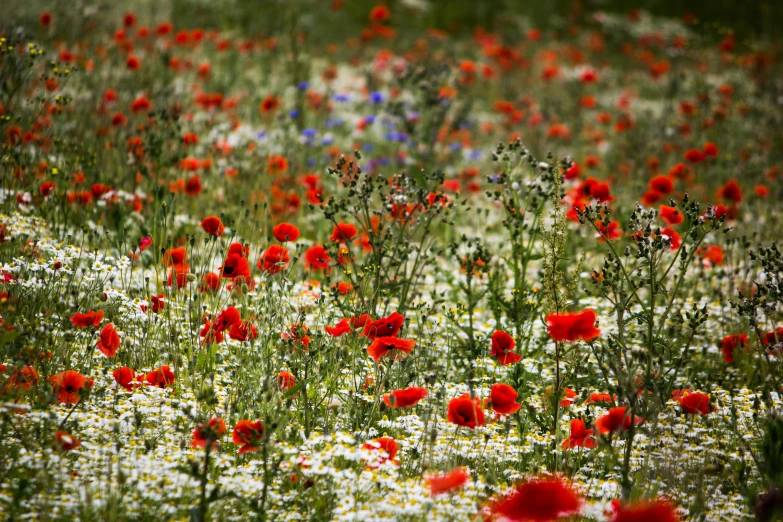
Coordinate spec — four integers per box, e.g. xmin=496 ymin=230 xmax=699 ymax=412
xmin=186 ymin=273 xmax=196 ymax=282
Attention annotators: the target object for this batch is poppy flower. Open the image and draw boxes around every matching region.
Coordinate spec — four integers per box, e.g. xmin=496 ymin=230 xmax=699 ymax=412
xmin=150 ymin=294 xmax=165 ymax=313
xmin=215 ymin=306 xmax=241 ymax=333
xmin=490 ymin=330 xmax=522 ymax=365
xmin=641 ymin=190 xmax=663 ymax=207
xmin=367 ymin=337 xmax=415 ymax=362
xmin=191 ymin=417 xmax=227 ymax=448
xmin=201 ymin=272 xmax=221 ymax=292
xmin=97 ymin=323 xmax=121 ymax=357
xmin=546 ymin=310 xmax=601 ymax=342
xmin=304 ymin=245 xmax=331 ymax=270
xmin=488 ymin=383 xmax=521 ymax=415
xmin=232 ymin=419 xmax=264 ymax=454
xmin=272 ymin=222 xmax=300 ymax=242
xmin=762 ymin=327 xmax=783 ymax=347
xmin=717 ymin=179 xmax=743 ymax=203
xmin=383 ymin=387 xmax=428 ymax=408
xmin=703 ymin=142 xmax=719 ymax=158
xmin=489 ymin=477 xmax=582 ymax=521
xmin=53 ymin=431 xmax=81 ymax=451
xmin=50 ymin=370 xmax=94 ymax=404
xmin=696 ymin=245 xmax=724 ymax=266
xmin=595 ymin=406 xmax=643 ymax=434
xmin=721 ymin=333 xmax=749 ymax=363
xmin=329 ymin=222 xmax=358 ymax=242
xmin=325 ymin=318 xmax=352 ymax=337
xmin=426 ymin=467 xmax=470 ymax=496
xmin=649 ymin=175 xmax=673 ymax=194
xmin=145 ymin=365 xmax=176 ymax=388
xmin=221 ymin=253 xmax=251 ymax=281
xmin=585 ymin=392 xmax=615 ymax=405
xmin=364 ymin=311 xmax=404 ymax=339
xmin=660 ymin=228 xmax=681 ymax=250
xmin=362 ymin=436 xmax=399 ymax=467
xmin=165 ymin=247 xmax=187 ymax=265
xmin=277 ymin=371 xmax=295 ymax=391
xmin=126 ymin=55 xmax=141 ymax=70
xmin=201 ymin=216 xmax=225 ymax=236
xmin=268 ymin=155 xmax=289 ymax=174
xmin=447 ymin=393 xmax=485 ymax=429
xmin=40 ymin=11 xmax=52 ymax=26
xmin=70 ymin=310 xmax=104 ymax=328
xmin=112 ymin=366 xmax=140 ymax=391
xmin=258 ymin=245 xmax=290 ymax=274
xmin=675 ymin=390 xmax=714 ymax=414
xmin=684 ymin=149 xmax=704 ymax=163
xmin=659 ymin=205 xmax=684 ymax=226
xmin=139 ymin=236 xmax=153 ymax=251
xmin=259 ymin=95 xmax=280 ymax=113
xmin=596 ymin=220 xmax=622 ymax=241
xmin=6 ymin=365 xmax=39 ymax=391
xmin=588 ymin=182 xmax=614 ymax=202
xmin=229 ymin=321 xmax=258 ymax=342
xmin=610 ymin=498 xmax=680 ymax=522
xmin=562 ymin=418 xmax=597 ymax=449
xmin=755 ymin=185 xmax=770 ymax=198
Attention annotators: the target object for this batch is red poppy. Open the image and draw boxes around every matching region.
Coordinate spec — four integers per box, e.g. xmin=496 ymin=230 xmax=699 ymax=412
xmin=369 ymin=4 xmax=391 ymax=22
xmin=489 ymin=477 xmax=582 ymax=521
xmin=696 ymin=245 xmax=724 ymax=266
xmin=215 ymin=306 xmax=241 ymax=332
xmin=675 ymin=391 xmax=714 ymax=414
xmin=684 ymin=149 xmax=704 ymax=163
xmin=272 ymin=222 xmax=300 ymax=242
xmin=229 ymin=321 xmax=258 ymax=342
xmin=447 ymin=393 xmax=485 ymax=429
xmin=150 ymin=294 xmax=165 ymax=313
xmin=145 ymin=365 xmax=176 ymax=388
xmin=304 ymin=245 xmax=331 ymax=270
xmin=113 ymin=366 xmax=140 ymax=391
xmin=165 ymin=247 xmax=187 ymax=265
xmin=490 ymin=330 xmax=522 ymax=365
xmin=649 ymin=175 xmax=673 ymax=194
xmin=325 ymin=318 xmax=352 ymax=337
xmin=546 ymin=310 xmax=601 ymax=342
xmin=201 ymin=272 xmax=221 ymax=292
xmin=716 ymin=179 xmax=742 ymax=203
xmin=221 ymin=253 xmax=251 ymax=281
xmin=660 ymin=228 xmax=681 ymax=250
xmin=201 ymin=216 xmax=225 ymax=236
xmin=585 ymin=392 xmax=616 ymax=405
xmin=40 ymin=12 xmax=52 ymax=27
xmin=595 ymin=406 xmax=643 ymax=434
xmin=762 ymin=327 xmax=783 ymax=347
xmin=659 ymin=205 xmax=683 ymax=226
xmin=611 ymin=498 xmax=680 ymax=522
xmin=721 ymin=333 xmax=749 ymax=363
xmin=191 ymin=417 xmax=227 ymax=448
xmin=50 ymin=370 xmax=94 ymax=404
xmin=268 ymin=155 xmax=289 ymax=174
xmin=54 ymin=430 xmax=81 ymax=451
xmin=367 ymin=337 xmax=415 ymax=361
xmin=488 ymin=383 xmax=521 ymax=415
xmin=126 ymin=55 xmax=141 ymax=70
xmin=258 ymin=245 xmax=290 ymax=274
xmin=362 ymin=436 xmax=399 ymax=466
xmin=70 ymin=310 xmax=104 ymax=328
xmin=383 ymin=387 xmax=428 ymax=408
xmin=755 ymin=185 xmax=770 ymax=198
xmin=641 ymin=190 xmax=663 ymax=207
xmin=277 ymin=371 xmax=295 ymax=391
xmin=97 ymin=323 xmax=121 ymax=357
xmin=364 ymin=311 xmax=404 ymax=339
xmin=6 ymin=365 xmax=39 ymax=391
xmin=329 ymin=222 xmax=358 ymax=242
xmin=232 ymin=419 xmax=265 ymax=454
xmin=562 ymin=418 xmax=597 ymax=449
xmin=426 ymin=467 xmax=470 ymax=496
xmin=703 ymin=142 xmax=719 ymax=158
xmin=596 ymin=220 xmax=622 ymax=241
xmin=259 ymin=95 xmax=280 ymax=113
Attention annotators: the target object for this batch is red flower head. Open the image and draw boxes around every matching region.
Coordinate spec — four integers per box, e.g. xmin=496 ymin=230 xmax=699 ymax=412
xmin=165 ymin=247 xmax=187 ymax=265
xmin=268 ymin=155 xmax=289 ymax=174
xmin=488 ymin=383 xmax=521 ymax=415
xmin=703 ymin=142 xmax=719 ymax=158
xmin=126 ymin=55 xmax=141 ymax=70
xmin=6 ymin=365 xmax=39 ymax=392
xmin=660 ymin=228 xmax=681 ymax=250
xmin=97 ymin=323 xmax=121 ymax=357
xmin=259 ymin=95 xmax=280 ymax=113
xmin=258 ymin=245 xmax=290 ymax=274
xmin=201 ymin=216 xmax=225 ymax=236
xmin=40 ymin=12 xmax=53 ymax=27
xmin=649 ymin=175 xmax=673 ymax=194
xmin=304 ymin=245 xmax=331 ymax=271
xmin=232 ymin=419 xmax=265 ymax=454
xmin=489 ymin=476 xmax=582 ymax=521
xmin=51 ymin=370 xmax=94 ymax=404
xmin=325 ymin=318 xmax=352 ymax=337
xmin=562 ymin=418 xmax=597 ymax=449
xmin=762 ymin=327 xmax=783 ymax=348
xmin=721 ymin=333 xmax=749 ymax=363
xmin=675 ymin=390 xmax=714 ymax=415
xmin=684 ymin=149 xmax=704 ymax=163
xmin=215 ymin=306 xmax=241 ymax=333
xmin=191 ymin=417 xmax=227 ymax=448
xmin=201 ymin=272 xmax=221 ymax=292
xmin=369 ymin=4 xmax=391 ymax=23
xmin=362 ymin=436 xmax=399 ymax=466
xmin=364 ymin=311 xmax=405 ymax=339
xmin=329 ymin=222 xmax=358 ymax=242
xmin=490 ymin=330 xmax=522 ymax=365
xmin=272 ymin=222 xmax=300 ymax=242
xmin=277 ymin=371 xmax=295 ymax=391
xmin=546 ymin=310 xmax=601 ymax=342
xmin=447 ymin=393 xmax=485 ymax=429
xmin=150 ymin=294 xmax=165 ymax=313
xmin=367 ymin=337 xmax=415 ymax=362
xmin=659 ymin=205 xmax=683 ymax=226
xmin=595 ymin=406 xmax=643 ymax=434
xmin=588 ymin=182 xmax=614 ymax=203
xmin=113 ymin=366 xmax=140 ymax=391
xmin=221 ymin=253 xmax=251 ymax=281
xmin=610 ymin=498 xmax=680 ymax=522
xmin=139 ymin=236 xmax=153 ymax=252
xmin=696 ymin=245 xmax=724 ymax=266
xmin=145 ymin=365 xmax=176 ymax=388
xmin=426 ymin=467 xmax=470 ymax=496
xmin=70 ymin=310 xmax=104 ymax=328
xmin=717 ymin=179 xmax=742 ymax=204
xmin=596 ymin=220 xmax=622 ymax=241
xmin=383 ymin=387 xmax=428 ymax=408
xmin=229 ymin=321 xmax=258 ymax=342
xmin=54 ymin=430 xmax=81 ymax=451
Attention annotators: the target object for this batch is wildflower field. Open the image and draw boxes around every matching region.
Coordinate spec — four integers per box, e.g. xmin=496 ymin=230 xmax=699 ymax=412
xmin=1 ymin=1 xmax=783 ymax=520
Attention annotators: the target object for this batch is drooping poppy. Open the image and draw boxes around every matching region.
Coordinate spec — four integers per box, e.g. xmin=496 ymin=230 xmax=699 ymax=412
xmin=304 ymin=245 xmax=331 ymax=270
xmin=329 ymin=222 xmax=358 ymax=242
xmin=610 ymin=498 xmax=680 ymax=522
xmin=362 ymin=436 xmax=399 ymax=467
xmin=145 ymin=365 xmax=176 ymax=388
xmin=675 ymin=390 xmax=714 ymax=415
xmin=383 ymin=387 xmax=428 ymax=408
